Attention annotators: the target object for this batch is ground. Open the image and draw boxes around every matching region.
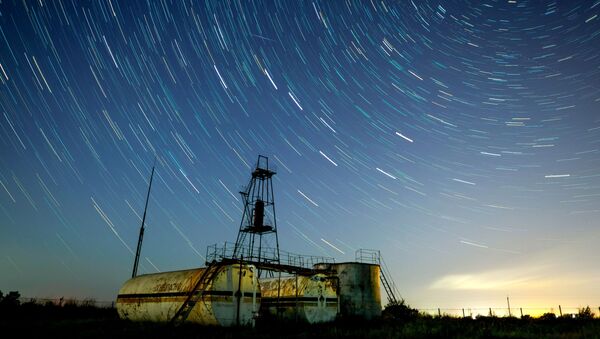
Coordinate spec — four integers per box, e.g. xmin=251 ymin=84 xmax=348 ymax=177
xmin=1 ymin=300 xmax=600 ymax=338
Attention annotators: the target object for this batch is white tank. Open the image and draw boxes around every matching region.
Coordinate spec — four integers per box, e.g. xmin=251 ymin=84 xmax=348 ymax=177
xmin=260 ymin=273 xmax=338 ymax=323
xmin=116 ymin=264 xmax=259 ymax=326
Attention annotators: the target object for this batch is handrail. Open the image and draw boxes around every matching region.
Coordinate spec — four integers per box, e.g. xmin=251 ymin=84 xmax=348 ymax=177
xmin=355 ymin=249 xmax=402 ymax=305
xmin=206 ymin=242 xmax=335 ymax=270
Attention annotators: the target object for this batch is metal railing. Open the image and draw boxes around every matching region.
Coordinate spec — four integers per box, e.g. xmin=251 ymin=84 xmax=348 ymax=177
xmin=355 ymin=248 xmax=381 ymax=264
xmin=206 ymin=242 xmax=335 ymax=269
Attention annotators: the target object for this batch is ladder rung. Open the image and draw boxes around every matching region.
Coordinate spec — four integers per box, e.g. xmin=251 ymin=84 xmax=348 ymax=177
xmin=171 ymin=263 xmax=221 ymax=323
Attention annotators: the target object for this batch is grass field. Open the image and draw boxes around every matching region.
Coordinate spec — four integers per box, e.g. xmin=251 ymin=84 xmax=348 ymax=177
xmin=1 ymin=294 xmax=599 ymax=338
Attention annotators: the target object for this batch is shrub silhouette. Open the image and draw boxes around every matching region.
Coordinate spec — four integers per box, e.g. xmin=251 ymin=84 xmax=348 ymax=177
xmin=0 ymin=291 xmax=20 ymax=308
xmin=577 ymin=306 xmax=594 ymax=320
xmin=382 ymin=299 xmax=419 ymax=321
xmin=539 ymin=312 xmax=556 ymax=320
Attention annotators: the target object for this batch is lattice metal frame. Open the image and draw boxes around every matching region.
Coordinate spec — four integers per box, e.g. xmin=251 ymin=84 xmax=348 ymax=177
xmin=232 ymin=155 xmax=280 ymax=266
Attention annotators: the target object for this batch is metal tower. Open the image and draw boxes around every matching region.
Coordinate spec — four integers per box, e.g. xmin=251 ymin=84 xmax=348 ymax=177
xmin=232 ymin=155 xmax=280 ymax=266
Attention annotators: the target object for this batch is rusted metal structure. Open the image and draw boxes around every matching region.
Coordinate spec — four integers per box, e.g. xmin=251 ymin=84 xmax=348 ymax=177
xmin=116 ymin=263 xmax=259 ymax=326
xmin=355 ymin=249 xmax=401 ymax=306
xmin=232 ymin=155 xmax=280 ymax=271
xmin=206 ymin=242 xmax=335 ymax=276
xmin=260 ymin=273 xmax=338 ymax=323
xmin=314 ymin=262 xmax=382 ymax=319
xmin=117 ymin=155 xmax=401 ymax=326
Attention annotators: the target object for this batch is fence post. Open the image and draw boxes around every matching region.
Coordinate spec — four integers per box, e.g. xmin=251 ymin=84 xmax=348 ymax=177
xmin=489 ymin=308 xmax=492 ymax=317
xmin=520 ymin=307 xmax=523 ymax=318
xmin=437 ymin=308 xmax=441 ymax=317
xmin=559 ymin=305 xmax=562 ymax=317
xmin=462 ymin=308 xmax=465 ymax=318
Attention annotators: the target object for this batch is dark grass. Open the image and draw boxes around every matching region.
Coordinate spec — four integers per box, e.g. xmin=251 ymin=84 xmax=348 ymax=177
xmin=2 ymin=300 xmax=600 ymax=338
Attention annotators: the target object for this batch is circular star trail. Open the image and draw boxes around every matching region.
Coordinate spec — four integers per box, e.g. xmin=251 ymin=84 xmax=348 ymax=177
xmin=1 ymin=0 xmax=599 ymax=307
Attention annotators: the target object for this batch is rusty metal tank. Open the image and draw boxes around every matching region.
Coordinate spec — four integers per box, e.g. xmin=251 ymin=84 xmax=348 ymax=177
xmin=116 ymin=263 xmax=259 ymax=326
xmin=315 ymin=262 xmax=381 ymax=319
xmin=260 ymin=273 xmax=338 ymax=323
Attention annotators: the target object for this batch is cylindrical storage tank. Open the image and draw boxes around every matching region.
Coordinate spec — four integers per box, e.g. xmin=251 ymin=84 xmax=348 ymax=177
xmin=116 ymin=264 xmax=260 ymax=326
xmin=260 ymin=274 xmax=338 ymax=323
xmin=317 ymin=263 xmax=381 ymax=319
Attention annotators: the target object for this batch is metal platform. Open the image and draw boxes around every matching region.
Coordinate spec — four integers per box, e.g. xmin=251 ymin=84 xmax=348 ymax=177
xmin=206 ymin=242 xmax=336 ymax=275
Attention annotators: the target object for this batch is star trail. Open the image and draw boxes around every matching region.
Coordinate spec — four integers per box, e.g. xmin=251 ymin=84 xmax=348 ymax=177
xmin=1 ymin=0 xmax=600 ymax=308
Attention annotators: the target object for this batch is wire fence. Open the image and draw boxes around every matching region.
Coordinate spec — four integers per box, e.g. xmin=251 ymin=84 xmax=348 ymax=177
xmin=16 ymin=297 xmax=600 ymax=319
xmin=417 ymin=306 xmax=600 ymax=318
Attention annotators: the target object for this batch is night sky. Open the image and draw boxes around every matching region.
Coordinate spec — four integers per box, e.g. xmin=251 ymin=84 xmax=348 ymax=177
xmin=1 ymin=0 xmax=599 ymax=310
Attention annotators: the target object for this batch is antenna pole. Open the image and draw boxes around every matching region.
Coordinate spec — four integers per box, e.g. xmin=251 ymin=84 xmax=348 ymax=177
xmin=132 ymin=162 xmax=156 ymax=278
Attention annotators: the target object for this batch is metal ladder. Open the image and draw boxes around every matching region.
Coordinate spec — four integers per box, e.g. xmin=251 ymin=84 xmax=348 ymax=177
xmin=355 ymin=249 xmax=401 ymax=305
xmin=171 ymin=261 xmax=221 ymax=324
xmin=379 ymin=255 xmax=400 ymax=305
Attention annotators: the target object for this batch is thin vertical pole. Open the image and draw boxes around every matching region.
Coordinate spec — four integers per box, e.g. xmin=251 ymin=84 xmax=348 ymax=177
xmin=559 ymin=305 xmax=562 ymax=317
xmin=236 ymin=257 xmax=243 ymax=326
xmin=438 ymin=308 xmax=441 ymax=317
xmin=507 ymin=296 xmax=511 ymax=317
xmin=132 ymin=162 xmax=155 ymax=278
xmin=251 ymin=264 xmax=257 ymax=328
xmin=277 ymin=270 xmax=282 ymax=319
xmin=295 ymin=272 xmax=299 ymax=322
xmin=462 ymin=308 xmax=465 ymax=318
xmin=520 ymin=307 xmax=523 ymax=318
xmin=270 ymin=169 xmax=280 ymax=264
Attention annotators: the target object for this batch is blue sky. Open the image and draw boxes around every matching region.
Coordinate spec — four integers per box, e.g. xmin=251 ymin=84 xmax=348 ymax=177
xmin=1 ymin=0 xmax=599 ymax=309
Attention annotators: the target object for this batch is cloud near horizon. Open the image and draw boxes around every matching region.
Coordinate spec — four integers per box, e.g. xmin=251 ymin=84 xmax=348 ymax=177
xmin=430 ymin=263 xmax=599 ymax=292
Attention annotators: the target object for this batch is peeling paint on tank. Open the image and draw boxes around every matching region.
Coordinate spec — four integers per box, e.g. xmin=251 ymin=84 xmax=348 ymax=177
xmin=330 ymin=263 xmax=382 ymax=319
xmin=116 ymin=264 xmax=260 ymax=326
xmin=260 ymin=273 xmax=338 ymax=323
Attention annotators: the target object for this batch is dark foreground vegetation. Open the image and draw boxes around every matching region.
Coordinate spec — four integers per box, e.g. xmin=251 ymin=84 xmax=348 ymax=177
xmin=2 ymin=291 xmax=599 ymax=338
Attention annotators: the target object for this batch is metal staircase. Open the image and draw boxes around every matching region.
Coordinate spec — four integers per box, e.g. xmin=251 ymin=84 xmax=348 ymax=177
xmin=379 ymin=256 xmax=400 ymax=305
xmin=355 ymin=249 xmax=401 ymax=305
xmin=171 ymin=261 xmax=222 ymax=324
